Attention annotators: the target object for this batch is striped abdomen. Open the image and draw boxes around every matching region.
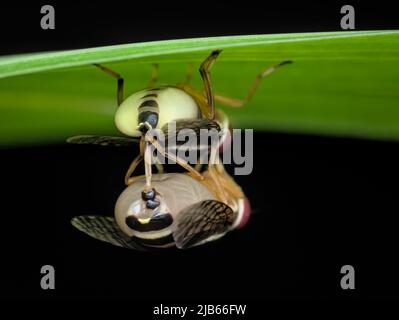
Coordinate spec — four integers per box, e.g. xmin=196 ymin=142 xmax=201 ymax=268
xmin=125 ymin=213 xmax=175 ymax=248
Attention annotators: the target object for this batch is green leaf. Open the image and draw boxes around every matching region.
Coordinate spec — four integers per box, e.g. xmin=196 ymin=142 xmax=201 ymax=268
xmin=1 ymin=30 xmax=398 ymax=147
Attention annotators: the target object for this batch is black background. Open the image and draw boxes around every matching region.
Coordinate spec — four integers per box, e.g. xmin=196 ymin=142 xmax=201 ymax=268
xmin=0 ymin=0 xmax=398 ymax=305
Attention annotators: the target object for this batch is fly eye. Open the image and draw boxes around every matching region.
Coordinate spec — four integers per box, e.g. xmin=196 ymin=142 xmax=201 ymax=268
xmin=146 ymin=199 xmax=160 ymax=209
xmin=138 ymin=111 xmax=158 ymax=128
xmin=141 ymin=188 xmax=156 ymax=201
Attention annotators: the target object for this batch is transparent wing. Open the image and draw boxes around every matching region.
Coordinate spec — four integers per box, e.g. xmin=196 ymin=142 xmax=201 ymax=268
xmin=173 ymin=200 xmax=236 ymax=249
xmin=71 ymin=215 xmax=145 ymax=250
xmin=163 ymin=118 xmax=221 ymax=134
xmin=161 ymin=119 xmax=221 ymax=150
xmin=67 ymin=135 xmax=140 ymax=147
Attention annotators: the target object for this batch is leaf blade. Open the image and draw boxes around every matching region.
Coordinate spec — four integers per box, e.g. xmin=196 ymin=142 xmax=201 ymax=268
xmin=1 ymin=30 xmax=398 ymax=146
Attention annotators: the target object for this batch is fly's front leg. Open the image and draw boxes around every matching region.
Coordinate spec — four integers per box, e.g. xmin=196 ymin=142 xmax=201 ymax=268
xmin=143 ymin=141 xmax=153 ymax=191
xmin=125 ymin=134 xmax=160 ymax=210
xmin=124 ymin=134 xmax=163 ymax=210
xmin=141 ymin=140 xmax=162 ymax=209
xmin=199 ymin=50 xmax=222 ymax=120
xmin=94 ymin=64 xmax=124 ymax=106
xmin=214 ymin=60 xmax=292 ymax=108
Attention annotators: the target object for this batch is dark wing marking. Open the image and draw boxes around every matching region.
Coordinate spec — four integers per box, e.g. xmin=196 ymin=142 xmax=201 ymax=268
xmin=161 ymin=119 xmax=221 ymax=151
xmin=173 ymin=200 xmax=236 ymax=249
xmin=71 ymin=215 xmax=145 ymax=250
xmin=67 ymin=135 xmax=140 ymax=147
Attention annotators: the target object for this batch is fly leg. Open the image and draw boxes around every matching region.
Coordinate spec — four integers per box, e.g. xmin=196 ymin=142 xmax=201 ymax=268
xmin=199 ymin=50 xmax=222 ymax=120
xmin=124 ymin=133 xmax=161 ymax=211
xmin=141 ymin=139 xmax=161 ymax=209
xmin=204 ymin=146 xmax=245 ymax=210
xmin=144 ymin=131 xmax=204 ymax=181
xmin=94 ymin=64 xmax=124 ymax=106
xmin=214 ymin=60 xmax=292 ymax=108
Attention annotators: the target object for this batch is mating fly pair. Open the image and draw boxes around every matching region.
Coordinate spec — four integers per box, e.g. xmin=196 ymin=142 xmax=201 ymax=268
xmin=69 ymin=50 xmax=291 ymax=249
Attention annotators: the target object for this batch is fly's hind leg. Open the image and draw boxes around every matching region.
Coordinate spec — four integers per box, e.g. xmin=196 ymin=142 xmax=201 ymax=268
xmin=214 ymin=60 xmax=292 ymax=108
xmin=94 ymin=64 xmax=124 ymax=106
